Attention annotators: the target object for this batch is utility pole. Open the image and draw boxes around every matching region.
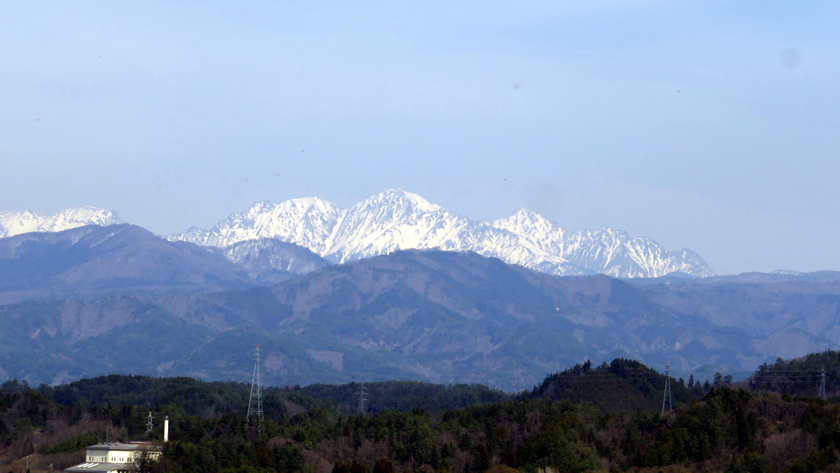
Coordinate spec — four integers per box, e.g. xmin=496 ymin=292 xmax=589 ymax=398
xmin=247 ymin=344 xmax=264 ymax=433
xmin=662 ymin=361 xmax=673 ymax=414
xmin=820 ymin=365 xmax=827 ymax=400
xmin=146 ymin=411 xmax=154 ymax=434
xmin=356 ymin=382 xmax=368 ymax=416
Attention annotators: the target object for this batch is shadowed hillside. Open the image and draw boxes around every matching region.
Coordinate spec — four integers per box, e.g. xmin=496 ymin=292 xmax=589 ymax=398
xmin=526 ymin=358 xmax=702 ymax=413
xmin=0 ymin=250 xmax=751 ymax=387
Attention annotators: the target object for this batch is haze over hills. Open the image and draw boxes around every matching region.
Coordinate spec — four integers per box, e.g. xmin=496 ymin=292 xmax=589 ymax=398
xmin=627 ymin=271 xmax=840 ymax=361
xmin=0 ymin=225 xmax=837 ymax=387
xmin=0 ymin=246 xmax=815 ymax=389
xmin=0 ymin=224 xmax=330 ymax=304
xmin=0 ymin=224 xmax=251 ymax=304
xmin=167 ymin=189 xmax=715 ymax=278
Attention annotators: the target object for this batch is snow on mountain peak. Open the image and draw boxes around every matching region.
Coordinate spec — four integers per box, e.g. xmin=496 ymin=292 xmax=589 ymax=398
xmin=244 ymin=200 xmax=276 ymax=215
xmin=323 ymin=189 xmax=463 ymax=263
xmin=492 ymin=208 xmax=556 ymax=234
xmin=360 ymin=189 xmax=441 ymax=213
xmin=1 ymin=193 xmax=713 ymax=278
xmin=167 ymin=196 xmax=343 ymax=254
xmin=0 ymin=207 xmax=122 ymax=238
xmin=168 ymin=189 xmax=715 ymax=278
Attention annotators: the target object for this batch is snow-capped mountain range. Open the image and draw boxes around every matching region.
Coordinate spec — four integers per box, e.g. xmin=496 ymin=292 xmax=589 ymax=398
xmin=0 ymin=190 xmax=714 ymax=278
xmin=169 ymin=189 xmax=714 ymax=278
xmin=0 ymin=207 xmax=123 ymax=239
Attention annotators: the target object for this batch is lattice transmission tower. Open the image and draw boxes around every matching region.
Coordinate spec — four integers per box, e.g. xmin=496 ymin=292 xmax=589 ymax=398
xmin=247 ymin=344 xmax=264 ymax=432
xmin=356 ymin=382 xmax=368 ymax=416
xmin=662 ymin=361 xmax=673 ymax=414
xmin=146 ymin=411 xmax=154 ymax=434
xmin=820 ymin=365 xmax=827 ymax=400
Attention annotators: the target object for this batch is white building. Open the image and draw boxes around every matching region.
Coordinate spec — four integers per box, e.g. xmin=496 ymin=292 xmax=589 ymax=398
xmin=64 ymin=416 xmax=168 ymax=473
xmin=63 ymin=442 xmax=162 ymax=472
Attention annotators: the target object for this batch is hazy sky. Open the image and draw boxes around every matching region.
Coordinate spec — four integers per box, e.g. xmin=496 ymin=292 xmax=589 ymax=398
xmin=2 ymin=2 xmax=839 ymax=275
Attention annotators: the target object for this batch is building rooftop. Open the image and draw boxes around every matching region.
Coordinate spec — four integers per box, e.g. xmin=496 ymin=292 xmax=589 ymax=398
xmin=86 ymin=441 xmax=161 ymax=451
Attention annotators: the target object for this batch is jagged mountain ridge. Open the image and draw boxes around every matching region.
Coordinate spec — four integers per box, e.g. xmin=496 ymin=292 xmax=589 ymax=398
xmin=208 ymin=238 xmax=332 ymax=285
xmin=0 ymin=207 xmax=122 ymax=238
xmin=169 ymin=189 xmax=714 ymax=278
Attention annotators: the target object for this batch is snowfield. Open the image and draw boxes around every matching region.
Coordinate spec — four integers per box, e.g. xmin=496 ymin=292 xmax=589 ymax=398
xmin=169 ymin=189 xmax=714 ymax=278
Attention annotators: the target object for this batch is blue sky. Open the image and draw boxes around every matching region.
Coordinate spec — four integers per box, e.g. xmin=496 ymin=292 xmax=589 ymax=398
xmin=1 ymin=1 xmax=838 ymax=274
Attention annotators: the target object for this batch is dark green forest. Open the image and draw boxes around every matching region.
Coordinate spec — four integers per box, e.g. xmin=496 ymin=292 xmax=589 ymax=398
xmin=2 ymin=353 xmax=840 ymax=473
xmin=751 ymin=351 xmax=840 ymax=400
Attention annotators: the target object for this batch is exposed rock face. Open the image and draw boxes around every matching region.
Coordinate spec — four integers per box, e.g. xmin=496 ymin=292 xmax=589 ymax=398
xmin=210 ymin=238 xmax=331 ymax=285
xmin=170 ymin=189 xmax=714 ymax=278
xmin=0 ymin=250 xmax=759 ymax=388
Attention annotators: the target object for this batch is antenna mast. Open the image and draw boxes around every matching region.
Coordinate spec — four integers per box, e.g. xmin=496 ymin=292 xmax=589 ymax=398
xmin=662 ymin=361 xmax=673 ymax=414
xmin=820 ymin=365 xmax=827 ymax=400
xmin=247 ymin=344 xmax=264 ymax=432
xmin=356 ymin=382 xmax=368 ymax=416
xmin=146 ymin=411 xmax=154 ymax=434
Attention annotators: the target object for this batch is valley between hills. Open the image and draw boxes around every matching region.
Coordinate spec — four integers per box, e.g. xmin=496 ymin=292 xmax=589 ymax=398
xmin=0 ymin=221 xmax=837 ymax=388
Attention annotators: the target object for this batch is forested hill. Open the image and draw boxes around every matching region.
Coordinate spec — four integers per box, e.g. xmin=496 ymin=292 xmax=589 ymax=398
xmin=292 ymin=380 xmax=508 ymax=414
xmin=2 ymin=359 xmax=840 ymax=472
xmin=750 ymin=350 xmax=840 ymax=399
xmin=527 ymin=358 xmax=703 ymax=413
xmin=5 ymin=358 xmax=692 ymax=418
xmin=1 ymin=375 xmax=508 ymax=417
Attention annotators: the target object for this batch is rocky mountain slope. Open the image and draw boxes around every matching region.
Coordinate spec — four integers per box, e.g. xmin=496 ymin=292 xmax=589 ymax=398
xmin=169 ymin=189 xmax=714 ymax=278
xmin=209 ymin=238 xmax=332 ymax=285
xmin=0 ymin=249 xmax=746 ymax=387
xmin=627 ymin=271 xmax=840 ymax=361
xmin=0 ymin=207 xmax=122 ymax=238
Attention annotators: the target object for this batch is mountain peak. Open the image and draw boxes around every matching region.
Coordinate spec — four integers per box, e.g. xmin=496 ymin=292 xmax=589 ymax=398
xmin=357 ymin=189 xmax=441 ymax=213
xmin=509 ymin=208 xmax=554 ymax=225
xmin=168 ymin=190 xmax=714 ymax=278
xmin=245 ymin=200 xmax=275 ymax=214
xmin=244 ymin=196 xmax=338 ymax=215
xmin=491 ymin=208 xmax=557 ymax=236
xmin=0 ymin=206 xmax=122 ymax=238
